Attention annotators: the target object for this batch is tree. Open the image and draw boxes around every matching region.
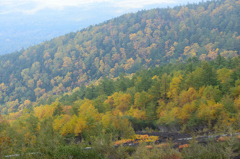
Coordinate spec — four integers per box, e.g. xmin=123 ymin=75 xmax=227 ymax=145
xmin=26 ymin=114 xmax=39 ymax=135
xmin=217 ymin=68 xmax=233 ymax=93
xmin=160 ymin=73 xmax=170 ymax=100
xmin=167 ymin=75 xmax=183 ymax=99
xmin=28 ymin=79 xmax=34 ymax=88
xmin=85 ymin=84 xmax=97 ymax=99
xmin=53 ymin=103 xmax=64 ymax=116
xmin=134 ymin=91 xmax=152 ymax=110
xmin=201 ymin=62 xmax=218 ymax=86
xmin=99 ymin=77 xmax=115 ymax=96
xmin=202 ymin=85 xmax=222 ymax=102
xmin=38 ymin=117 xmax=61 ymax=156
xmin=197 ymin=100 xmax=223 ymax=129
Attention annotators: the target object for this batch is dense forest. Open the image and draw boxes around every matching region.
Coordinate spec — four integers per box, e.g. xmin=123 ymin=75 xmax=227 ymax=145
xmin=2 ymin=55 xmax=240 ymax=157
xmin=0 ymin=0 xmax=240 ymax=113
xmin=1 ymin=0 xmax=240 ymax=157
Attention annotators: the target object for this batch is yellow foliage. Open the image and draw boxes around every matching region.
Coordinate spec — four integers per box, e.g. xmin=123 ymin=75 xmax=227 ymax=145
xmin=126 ymin=107 xmax=146 ymax=120
xmin=129 ymin=33 xmax=137 ymax=41
xmin=135 ymin=134 xmax=159 ymax=142
xmin=166 ymin=46 xmax=175 ymax=57
xmin=177 ymin=101 xmax=197 ymax=123
xmin=215 ymin=111 xmax=237 ymax=131
xmin=156 ymin=100 xmax=166 ymax=118
xmin=62 ymin=115 xmax=87 ymax=136
xmin=167 ymin=75 xmax=183 ymax=99
xmin=151 ymin=75 xmax=159 ymax=80
xmin=197 ymin=100 xmax=223 ymax=121
xmin=34 ymin=104 xmax=55 ymax=120
xmin=7 ymin=112 xmax=21 ymax=122
xmin=234 ymin=96 xmax=240 ymax=110
xmin=124 ymin=58 xmax=135 ymax=71
xmin=53 ymin=114 xmax=71 ymax=131
xmin=78 ymin=99 xmax=101 ymax=122
xmin=104 ymin=92 xmax=132 ymax=112
xmin=101 ymin=112 xmax=112 ymax=128
xmin=6 ymin=99 xmax=19 ymax=112
xmin=183 ymin=43 xmax=199 ymax=57
xmin=112 ymin=109 xmax=123 ymax=116
xmin=183 ymin=46 xmax=191 ymax=55
xmin=19 ymin=100 xmax=31 ymax=110
xmin=114 ymin=139 xmax=134 ymax=146
xmin=179 ymin=87 xmax=197 ymax=106
xmin=199 ymin=54 xmax=206 ymax=61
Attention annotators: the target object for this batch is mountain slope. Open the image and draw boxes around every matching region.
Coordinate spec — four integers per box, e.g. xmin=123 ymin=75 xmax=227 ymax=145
xmin=0 ymin=0 xmax=240 ymax=113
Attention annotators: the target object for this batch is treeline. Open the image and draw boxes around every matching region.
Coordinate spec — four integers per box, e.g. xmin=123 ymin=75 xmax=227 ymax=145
xmin=2 ymin=55 xmax=240 ymax=157
xmin=0 ymin=0 xmax=240 ymax=112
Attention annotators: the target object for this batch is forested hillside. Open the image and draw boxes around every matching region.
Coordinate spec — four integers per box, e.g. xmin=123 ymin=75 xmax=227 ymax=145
xmin=7 ymin=55 xmax=240 ymax=132
xmin=0 ymin=0 xmax=240 ymax=113
xmin=2 ymin=55 xmax=240 ymax=157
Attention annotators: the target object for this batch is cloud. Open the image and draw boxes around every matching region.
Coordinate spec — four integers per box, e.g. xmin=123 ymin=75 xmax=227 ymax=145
xmin=0 ymin=0 xmax=177 ymax=14
xmin=0 ymin=0 xmax=111 ymax=14
xmin=112 ymin=0 xmax=176 ymax=9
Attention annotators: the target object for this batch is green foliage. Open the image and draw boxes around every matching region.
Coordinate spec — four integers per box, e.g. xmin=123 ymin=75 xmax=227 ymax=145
xmin=53 ymin=145 xmax=103 ymax=159
xmin=53 ymin=103 xmax=64 ymax=116
xmin=182 ymin=135 xmax=240 ymax=159
xmin=128 ymin=141 xmax=180 ymax=159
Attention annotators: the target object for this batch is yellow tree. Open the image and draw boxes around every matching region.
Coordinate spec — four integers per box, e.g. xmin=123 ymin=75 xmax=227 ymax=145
xmin=178 ymin=87 xmax=197 ymax=106
xmin=197 ymin=100 xmax=223 ymax=128
xmin=101 ymin=112 xmax=113 ymax=130
xmin=74 ymin=117 xmax=86 ymax=136
xmin=112 ymin=92 xmax=132 ymax=113
xmin=167 ymin=75 xmax=183 ymax=99
xmin=53 ymin=114 xmax=72 ymax=135
xmin=177 ymin=101 xmax=197 ymax=124
xmin=59 ymin=115 xmax=86 ymax=136
xmin=34 ymin=104 xmax=54 ymax=120
xmin=75 ymin=99 xmax=101 ymax=131
xmin=126 ymin=107 xmax=146 ymax=120
xmin=104 ymin=92 xmax=132 ymax=113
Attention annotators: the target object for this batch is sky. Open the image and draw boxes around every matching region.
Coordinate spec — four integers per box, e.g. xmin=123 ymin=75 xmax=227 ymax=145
xmin=0 ymin=0 xmax=190 ymax=15
xmin=0 ymin=0 xmax=204 ymax=55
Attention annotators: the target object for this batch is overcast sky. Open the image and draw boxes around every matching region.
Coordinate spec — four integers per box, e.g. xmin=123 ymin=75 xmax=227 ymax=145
xmin=0 ymin=0 xmax=202 ymax=15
